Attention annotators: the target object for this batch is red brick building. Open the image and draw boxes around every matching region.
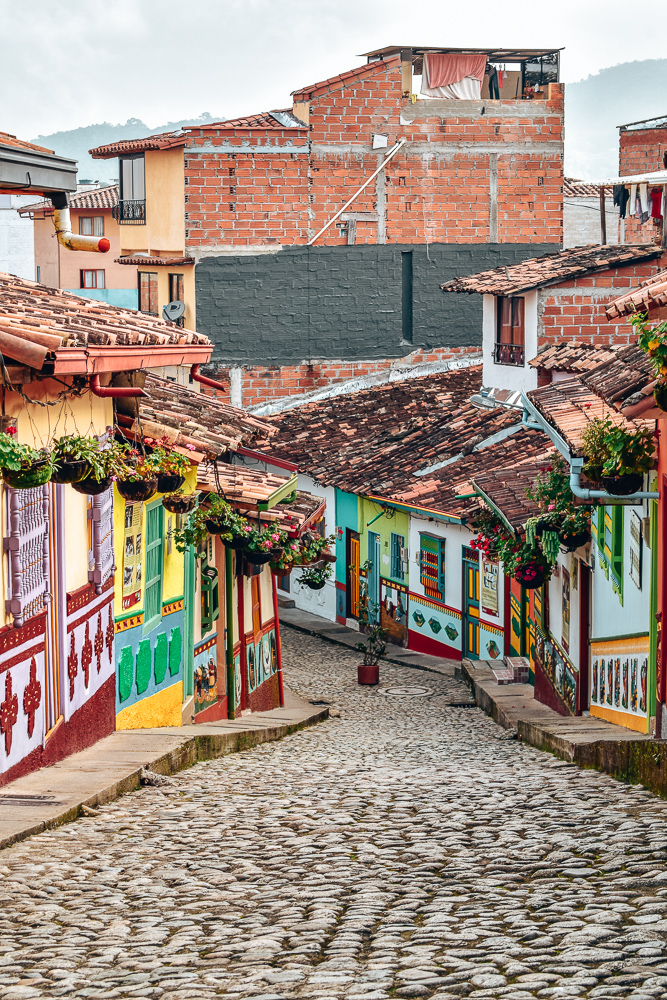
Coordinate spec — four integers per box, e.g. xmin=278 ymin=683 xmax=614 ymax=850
xmin=618 ymin=115 xmax=667 ymax=246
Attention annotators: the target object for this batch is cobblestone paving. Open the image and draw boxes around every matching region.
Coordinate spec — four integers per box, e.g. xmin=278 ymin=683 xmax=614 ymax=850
xmin=3 ymin=630 xmax=667 ymax=1000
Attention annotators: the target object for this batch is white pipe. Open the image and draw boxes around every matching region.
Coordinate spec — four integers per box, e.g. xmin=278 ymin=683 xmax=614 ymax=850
xmin=49 ymin=193 xmax=110 ymax=253
xmin=569 ymin=460 xmax=658 ymax=502
xmin=307 ymin=138 xmax=407 ymax=246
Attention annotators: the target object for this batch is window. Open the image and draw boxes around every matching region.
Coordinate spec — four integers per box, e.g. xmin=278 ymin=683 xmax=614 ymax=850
xmin=168 ymin=273 xmax=185 ymax=328
xmin=80 ymin=269 xmax=105 ymax=289
xmin=79 ymin=216 xmax=104 ymax=236
xmin=120 ymin=155 xmax=145 ymax=202
xmin=495 ymin=295 xmax=525 ymax=366
xmin=138 ymin=271 xmax=158 ymax=315
xmin=390 ymin=532 xmax=406 ymax=582
xmin=611 ymin=507 xmax=623 ymax=598
xmin=143 ymin=503 xmax=164 ymax=630
xmin=419 ymin=533 xmax=446 ymax=601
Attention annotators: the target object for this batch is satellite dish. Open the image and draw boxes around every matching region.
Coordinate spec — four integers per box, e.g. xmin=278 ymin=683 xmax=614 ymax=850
xmin=163 ymin=300 xmax=185 ymax=322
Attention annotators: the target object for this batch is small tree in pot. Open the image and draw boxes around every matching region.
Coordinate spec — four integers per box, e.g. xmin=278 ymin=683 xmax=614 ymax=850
xmin=355 ymin=600 xmax=388 ymax=686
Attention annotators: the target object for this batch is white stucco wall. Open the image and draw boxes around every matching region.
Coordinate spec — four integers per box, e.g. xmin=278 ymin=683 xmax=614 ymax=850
xmin=482 ymin=290 xmax=538 ymax=394
xmin=283 ymin=474 xmax=337 ymax=623
xmin=0 ymin=195 xmax=35 ymax=280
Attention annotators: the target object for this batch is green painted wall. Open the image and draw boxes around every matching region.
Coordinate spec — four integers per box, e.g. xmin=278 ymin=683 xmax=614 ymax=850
xmin=359 ymin=498 xmax=410 ymax=588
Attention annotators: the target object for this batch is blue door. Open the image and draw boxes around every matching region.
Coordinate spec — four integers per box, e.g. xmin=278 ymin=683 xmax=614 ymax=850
xmin=368 ymin=531 xmax=381 ymax=622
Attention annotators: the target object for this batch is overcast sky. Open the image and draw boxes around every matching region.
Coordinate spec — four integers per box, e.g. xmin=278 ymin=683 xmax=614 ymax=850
xmin=2 ymin=0 xmax=667 ymax=138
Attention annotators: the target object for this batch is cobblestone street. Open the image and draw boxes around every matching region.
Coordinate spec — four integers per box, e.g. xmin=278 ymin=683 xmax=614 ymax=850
xmin=3 ymin=630 xmax=667 ymax=1000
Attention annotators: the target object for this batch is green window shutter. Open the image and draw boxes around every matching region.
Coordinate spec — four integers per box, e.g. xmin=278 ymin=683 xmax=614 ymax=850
xmin=201 ymin=561 xmax=219 ymax=633
xmin=611 ymin=507 xmax=623 ymax=599
xmin=596 ymin=506 xmax=605 ymax=553
xmin=135 ymin=639 xmax=152 ymax=695
xmin=438 ymin=538 xmax=446 ymax=600
xmin=169 ymin=627 xmax=182 ymax=677
xmin=390 ymin=532 xmax=405 ymax=581
xmin=419 ymin=534 xmax=445 ymax=600
xmin=118 ymin=646 xmax=133 ymax=703
xmin=154 ymin=632 xmax=168 ymax=685
xmin=144 ymin=504 xmax=164 ymax=629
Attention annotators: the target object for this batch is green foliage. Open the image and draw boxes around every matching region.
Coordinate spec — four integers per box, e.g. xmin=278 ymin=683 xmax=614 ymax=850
xmin=526 ymin=456 xmax=571 ymax=512
xmin=299 ymin=531 xmax=336 ymax=562
xmin=297 ymin=562 xmax=333 ymax=587
xmin=354 ymin=600 xmax=388 ymax=666
xmin=633 ymin=311 xmax=667 ymax=378
xmin=469 ymin=506 xmax=521 ymax=564
xmin=581 ymin=416 xmax=655 ymax=478
xmin=142 ymin=444 xmax=191 ymax=476
xmin=52 ymin=434 xmax=100 ymax=467
xmin=0 ymin=431 xmax=36 ymax=471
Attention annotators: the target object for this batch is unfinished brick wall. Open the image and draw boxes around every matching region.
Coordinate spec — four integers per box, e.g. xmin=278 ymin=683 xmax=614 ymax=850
xmin=199 ymin=345 xmax=481 ymax=408
xmin=619 ymin=126 xmax=667 ymax=245
xmin=538 ymin=255 xmax=667 ymax=347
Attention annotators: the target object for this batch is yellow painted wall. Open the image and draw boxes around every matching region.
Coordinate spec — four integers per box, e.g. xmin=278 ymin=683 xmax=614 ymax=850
xmin=65 ymin=488 xmax=90 ymax=593
xmin=118 ymin=148 xmax=185 ymax=254
xmin=116 ymin=680 xmax=183 ymax=729
xmin=137 ymin=265 xmax=195 ymax=332
xmin=113 ymin=488 xmax=134 ymax=619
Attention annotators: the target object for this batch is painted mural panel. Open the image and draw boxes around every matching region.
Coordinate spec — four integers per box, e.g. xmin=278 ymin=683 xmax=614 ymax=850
xmin=67 ymin=589 xmax=115 ymax=717
xmin=246 ymin=625 xmax=278 ymax=693
xmin=409 ymin=592 xmax=462 ymax=653
xmin=590 ymin=636 xmax=649 ymax=732
xmin=481 ymin=560 xmax=499 ymax=617
xmin=380 ymin=578 xmax=408 ymax=646
xmin=114 ymin=604 xmax=184 ymax=726
xmin=479 ymin=622 xmax=504 ymax=660
xmin=0 ymin=649 xmax=46 ymax=776
xmin=194 ymin=634 xmax=217 ymax=715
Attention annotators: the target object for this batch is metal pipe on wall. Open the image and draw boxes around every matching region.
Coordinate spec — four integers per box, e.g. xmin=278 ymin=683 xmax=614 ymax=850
xmin=49 ymin=192 xmax=110 ymax=253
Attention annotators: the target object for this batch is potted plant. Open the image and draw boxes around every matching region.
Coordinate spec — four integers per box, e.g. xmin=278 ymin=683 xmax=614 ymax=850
xmin=172 ymin=508 xmax=209 ymax=554
xmin=600 ymin=423 xmax=655 ymax=495
xmin=557 ymin=509 xmax=591 ymax=551
xmin=270 ymin=540 xmax=301 ymax=575
xmin=0 ymin=429 xmax=53 ymax=489
xmin=297 ymin=562 xmax=332 ymax=590
xmin=72 ymin=440 xmax=132 ymax=495
xmin=163 ymin=490 xmax=199 ymax=514
xmin=116 ymin=449 xmax=159 ymax=502
xmin=581 ymin=417 xmax=612 ymax=488
xmin=244 ymin=526 xmax=284 ymax=565
xmin=51 ymin=434 xmax=101 ymax=484
xmin=142 ymin=444 xmax=191 ymax=494
xmin=511 ymin=544 xmax=551 ymax=590
xmin=355 ymin=600 xmax=387 ymax=685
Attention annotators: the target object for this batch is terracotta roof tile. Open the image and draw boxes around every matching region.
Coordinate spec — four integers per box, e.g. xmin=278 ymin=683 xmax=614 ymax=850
xmin=564 ymin=177 xmax=608 ymax=197
xmin=18 ymin=185 xmax=119 ymax=216
xmin=472 ymin=460 xmax=552 ymax=529
xmin=90 ymin=131 xmax=187 ymax=159
xmin=441 ymin=244 xmax=662 ymax=296
xmin=116 ymin=255 xmax=193 ymax=266
xmin=197 ymin=462 xmax=324 ymax=534
xmin=605 ymin=267 xmax=667 ymax=319
xmin=0 ymin=132 xmax=54 ymax=154
xmin=191 ymin=110 xmax=307 ymax=130
xmin=528 ymin=342 xmax=619 ymax=372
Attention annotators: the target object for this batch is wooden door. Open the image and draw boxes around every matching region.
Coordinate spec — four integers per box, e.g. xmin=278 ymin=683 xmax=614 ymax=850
xmin=367 ymin=531 xmax=380 ymax=622
xmin=462 ymin=546 xmax=480 ymax=659
xmin=251 ymin=574 xmax=262 ymax=638
xmin=347 ymin=530 xmax=360 ymax=619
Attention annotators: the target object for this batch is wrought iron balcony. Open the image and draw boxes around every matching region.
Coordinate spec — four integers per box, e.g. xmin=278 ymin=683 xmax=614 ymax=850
xmin=112 ymin=199 xmax=146 ymax=224
xmin=494 ymin=342 xmax=525 ymax=367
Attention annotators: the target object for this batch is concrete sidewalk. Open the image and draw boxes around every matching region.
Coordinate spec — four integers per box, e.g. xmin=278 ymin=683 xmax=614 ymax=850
xmin=0 ymin=691 xmax=328 ymax=851
xmin=278 ymin=603 xmax=457 ymax=676
xmin=459 ymin=658 xmax=667 ymax=797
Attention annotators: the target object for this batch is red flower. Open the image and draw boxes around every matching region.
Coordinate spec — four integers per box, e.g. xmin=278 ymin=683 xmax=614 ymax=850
xmin=5 ymin=426 xmax=16 ymax=437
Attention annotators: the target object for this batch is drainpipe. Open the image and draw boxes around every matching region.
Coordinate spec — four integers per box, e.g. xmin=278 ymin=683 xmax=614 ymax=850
xmin=226 ymin=547 xmax=236 ymax=719
xmin=190 ymin=363 xmax=228 ymax=394
xmin=569 ymin=457 xmax=658 ymax=502
xmin=48 ymin=192 xmax=110 ymax=253
xmin=89 ymin=374 xmax=146 ymax=398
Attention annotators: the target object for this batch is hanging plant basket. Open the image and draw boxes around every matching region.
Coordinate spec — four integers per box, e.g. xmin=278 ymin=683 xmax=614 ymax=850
xmin=4 ymin=459 xmax=53 ymax=490
xmin=270 ymin=545 xmax=285 ymax=561
xmin=51 ymin=459 xmax=91 ymax=485
xmin=226 ymin=537 xmax=250 ymax=551
xmin=514 ymin=565 xmax=547 ymax=590
xmin=72 ymin=474 xmax=113 ymax=496
xmin=559 ymin=529 xmax=590 ymax=552
xmin=270 ymin=562 xmax=293 ymax=576
xmin=163 ymin=493 xmax=198 ymax=514
xmin=305 ymin=578 xmax=326 ymax=590
xmin=654 ymin=381 xmax=667 ymax=412
xmin=601 ymin=473 xmax=643 ymax=496
xmin=117 ymin=477 xmax=158 ymax=502
xmin=321 ymin=549 xmax=337 ymax=563
xmin=245 ymin=551 xmax=273 ymax=565
xmin=157 ymin=473 xmax=185 ymax=494
xmin=204 ymin=517 xmax=230 ymax=535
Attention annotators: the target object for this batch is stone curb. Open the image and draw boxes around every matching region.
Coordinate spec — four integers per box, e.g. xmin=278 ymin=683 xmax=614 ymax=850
xmin=0 ymin=706 xmax=329 ymax=852
xmin=459 ymin=659 xmax=667 ymax=797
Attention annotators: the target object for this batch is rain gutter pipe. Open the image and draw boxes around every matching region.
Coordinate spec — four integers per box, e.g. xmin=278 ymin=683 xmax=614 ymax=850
xmin=190 ymin=363 xmax=227 ymax=393
xmin=89 ymin=374 xmax=146 ymax=398
xmin=520 ymin=391 xmax=658 ymax=503
xmin=49 ymin=192 xmax=110 ymax=253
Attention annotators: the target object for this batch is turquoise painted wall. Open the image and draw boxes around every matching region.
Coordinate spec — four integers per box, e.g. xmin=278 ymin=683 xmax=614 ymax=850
xmin=66 ymin=287 xmax=139 ymax=310
xmin=335 ymin=489 xmax=359 ymax=586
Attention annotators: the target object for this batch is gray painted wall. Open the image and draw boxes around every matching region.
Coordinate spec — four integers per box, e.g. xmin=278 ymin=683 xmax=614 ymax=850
xmin=195 ymin=243 xmax=559 ymax=365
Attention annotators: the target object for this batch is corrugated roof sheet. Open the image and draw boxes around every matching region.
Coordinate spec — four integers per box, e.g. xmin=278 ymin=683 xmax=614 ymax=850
xmin=606 ymin=268 xmax=667 ymax=319
xmin=441 ymin=244 xmax=662 ymax=296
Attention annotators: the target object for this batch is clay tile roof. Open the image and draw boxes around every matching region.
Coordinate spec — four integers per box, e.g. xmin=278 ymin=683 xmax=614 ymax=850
xmin=0 ymin=272 xmax=210 ymax=369
xmin=18 ymin=184 xmax=119 ymax=216
xmin=527 ymin=377 xmax=653 ymax=457
xmin=0 ymin=132 xmax=54 ymax=154
xmin=472 ymin=460 xmax=553 ymax=530
xmin=528 ymin=342 xmax=619 ymax=372
xmin=291 ymin=56 xmax=399 ymax=102
xmin=90 ymin=130 xmax=187 ymax=159
xmin=578 ymin=343 xmax=662 ymax=419
xmin=116 ymin=255 xmax=194 ymax=266
xmin=194 ymin=110 xmax=307 ymax=130
xmin=196 ymin=462 xmax=290 ymax=500
xmin=605 ymin=267 xmax=667 ymax=319
xmin=441 ymin=244 xmax=662 ymax=296
xmin=131 ymin=374 xmax=275 ymax=459
xmin=564 ymin=177 xmax=608 ymax=197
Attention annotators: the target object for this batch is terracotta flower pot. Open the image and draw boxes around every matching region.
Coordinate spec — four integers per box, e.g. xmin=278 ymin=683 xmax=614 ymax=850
xmin=601 ymin=473 xmax=643 ymax=496
xmin=117 ymin=477 xmax=158 ymax=502
xmin=163 ymin=494 xmax=198 ymax=514
xmin=358 ymin=664 xmax=380 ymax=685
xmin=4 ymin=459 xmax=53 ymax=490
xmin=321 ymin=550 xmax=337 ymax=563
xmin=157 ymin=473 xmax=185 ymax=494
xmin=72 ymin=474 xmax=113 ymax=496
xmin=51 ymin=459 xmax=91 ymax=484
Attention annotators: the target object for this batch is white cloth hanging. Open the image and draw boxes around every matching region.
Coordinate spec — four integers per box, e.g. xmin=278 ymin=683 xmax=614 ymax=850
xmin=420 ymin=53 xmax=483 ymax=100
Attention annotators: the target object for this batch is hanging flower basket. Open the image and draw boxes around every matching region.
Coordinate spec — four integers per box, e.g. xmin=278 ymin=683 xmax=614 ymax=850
xmin=157 ymin=473 xmax=185 ymax=494
xmin=72 ymin=474 xmax=113 ymax=496
xmin=559 ymin=529 xmax=590 ymax=552
xmin=245 ymin=551 xmax=273 ymax=565
xmin=4 ymin=458 xmax=53 ymax=490
xmin=270 ymin=562 xmax=293 ymax=576
xmin=117 ymin=477 xmax=158 ymax=502
xmin=270 ymin=545 xmax=285 ymax=561
xmin=601 ymin=473 xmax=643 ymax=496
xmin=163 ymin=493 xmax=198 ymax=514
xmin=305 ymin=578 xmax=326 ymax=590
xmin=514 ymin=564 xmax=547 ymax=590
xmin=226 ymin=537 xmax=250 ymax=551
xmin=51 ymin=459 xmax=91 ymax=485
xmin=204 ymin=517 xmax=230 ymax=535
xmin=321 ymin=549 xmax=337 ymax=564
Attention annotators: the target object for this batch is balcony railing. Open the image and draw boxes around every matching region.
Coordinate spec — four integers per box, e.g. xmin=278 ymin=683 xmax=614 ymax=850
xmin=112 ymin=199 xmax=146 ymax=225
xmin=494 ymin=342 xmax=525 ymax=367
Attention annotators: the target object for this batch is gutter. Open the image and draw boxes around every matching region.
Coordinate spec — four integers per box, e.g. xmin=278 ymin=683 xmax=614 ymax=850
xmin=365 ymin=494 xmax=466 ymax=525
xmin=49 ymin=192 xmax=110 ymax=253
xmin=89 ymin=374 xmax=145 ymax=398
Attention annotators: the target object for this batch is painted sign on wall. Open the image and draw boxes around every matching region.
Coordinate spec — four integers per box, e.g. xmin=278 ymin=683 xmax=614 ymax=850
xmin=481 ymin=560 xmax=499 ymax=616
xmin=194 ymin=634 xmax=217 ymax=715
xmin=122 ymin=503 xmax=142 ymax=610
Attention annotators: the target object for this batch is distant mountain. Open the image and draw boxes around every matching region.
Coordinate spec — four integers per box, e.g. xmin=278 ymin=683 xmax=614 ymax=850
xmin=565 ymin=60 xmax=667 ymax=180
xmin=32 ymin=113 xmax=225 ymax=184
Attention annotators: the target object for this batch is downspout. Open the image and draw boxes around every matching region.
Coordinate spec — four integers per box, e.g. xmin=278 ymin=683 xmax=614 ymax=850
xmin=226 ymin=546 xmax=235 ymax=719
xmin=89 ymin=374 xmax=146 ymax=398
xmin=569 ymin=457 xmax=658 ymax=502
xmin=190 ymin=363 xmax=228 ymax=394
xmin=49 ymin=192 xmax=110 ymax=253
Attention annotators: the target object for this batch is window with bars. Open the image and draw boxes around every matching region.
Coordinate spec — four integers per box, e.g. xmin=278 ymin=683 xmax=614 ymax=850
xmin=495 ymin=295 xmax=525 ymax=366
xmin=4 ymin=486 xmax=50 ymax=627
xmin=88 ymin=487 xmax=114 ymax=594
xmin=143 ymin=503 xmax=164 ymax=630
xmin=390 ymin=532 xmax=405 ymax=582
xmin=419 ymin=533 xmax=446 ymax=600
